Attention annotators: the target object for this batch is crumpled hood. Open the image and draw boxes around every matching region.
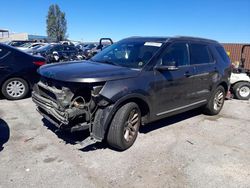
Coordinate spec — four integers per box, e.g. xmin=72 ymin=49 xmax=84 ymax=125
xmin=38 ymin=60 xmax=140 ymax=83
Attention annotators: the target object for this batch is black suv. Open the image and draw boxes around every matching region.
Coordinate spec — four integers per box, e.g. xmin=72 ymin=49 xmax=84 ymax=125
xmin=32 ymin=36 xmax=231 ymax=150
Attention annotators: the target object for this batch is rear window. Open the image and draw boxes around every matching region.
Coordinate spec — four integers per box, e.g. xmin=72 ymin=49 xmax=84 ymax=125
xmin=216 ymin=46 xmax=230 ymax=63
xmin=190 ymin=44 xmax=214 ymax=65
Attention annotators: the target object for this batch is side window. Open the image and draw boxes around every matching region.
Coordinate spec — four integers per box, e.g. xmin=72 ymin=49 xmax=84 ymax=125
xmin=189 ymin=44 xmax=213 ymax=65
xmin=53 ymin=46 xmax=63 ymax=52
xmin=215 ymin=46 xmax=230 ymax=63
xmin=63 ymin=46 xmax=73 ymax=52
xmin=68 ymin=46 xmax=76 ymax=51
xmin=160 ymin=43 xmax=189 ymax=67
xmin=0 ymin=47 xmax=10 ymax=59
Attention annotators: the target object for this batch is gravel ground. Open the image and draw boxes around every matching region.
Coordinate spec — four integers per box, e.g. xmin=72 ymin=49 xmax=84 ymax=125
xmin=0 ymin=98 xmax=250 ymax=188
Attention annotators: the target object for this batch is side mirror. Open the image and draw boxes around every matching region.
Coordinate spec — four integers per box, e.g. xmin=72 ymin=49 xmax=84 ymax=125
xmin=155 ymin=60 xmax=178 ymax=71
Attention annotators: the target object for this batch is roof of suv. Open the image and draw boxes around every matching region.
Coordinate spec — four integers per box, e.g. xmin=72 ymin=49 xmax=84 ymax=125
xmin=125 ymin=36 xmax=218 ymax=44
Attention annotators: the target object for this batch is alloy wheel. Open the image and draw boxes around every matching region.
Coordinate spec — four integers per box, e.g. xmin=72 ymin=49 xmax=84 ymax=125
xmin=123 ymin=109 xmax=139 ymax=142
xmin=213 ymin=90 xmax=224 ymax=111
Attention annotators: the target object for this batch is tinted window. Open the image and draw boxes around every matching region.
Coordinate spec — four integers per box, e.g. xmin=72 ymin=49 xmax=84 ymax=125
xmin=64 ymin=46 xmax=76 ymax=51
xmin=216 ymin=46 xmax=230 ymax=63
xmin=0 ymin=47 xmax=9 ymax=59
xmin=87 ymin=44 xmax=96 ymax=49
xmin=160 ymin=43 xmax=189 ymax=67
xmin=53 ymin=45 xmax=63 ymax=51
xmin=190 ymin=44 xmax=213 ymax=64
xmin=37 ymin=44 xmax=54 ymax=51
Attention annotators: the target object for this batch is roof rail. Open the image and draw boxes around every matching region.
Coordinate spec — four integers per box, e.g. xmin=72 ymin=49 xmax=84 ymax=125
xmin=173 ymin=36 xmax=218 ymax=43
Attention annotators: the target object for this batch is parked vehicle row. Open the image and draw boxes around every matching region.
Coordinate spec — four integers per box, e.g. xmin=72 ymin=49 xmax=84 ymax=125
xmin=31 ymin=43 xmax=85 ymax=63
xmin=4 ymin=38 xmax=113 ymax=64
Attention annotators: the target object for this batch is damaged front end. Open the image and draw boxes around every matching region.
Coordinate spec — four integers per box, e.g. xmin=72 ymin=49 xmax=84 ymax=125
xmin=32 ymin=77 xmax=110 ymax=134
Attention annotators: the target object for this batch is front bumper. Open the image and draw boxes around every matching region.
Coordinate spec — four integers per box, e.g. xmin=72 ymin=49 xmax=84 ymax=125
xmin=32 ymin=81 xmax=91 ymax=130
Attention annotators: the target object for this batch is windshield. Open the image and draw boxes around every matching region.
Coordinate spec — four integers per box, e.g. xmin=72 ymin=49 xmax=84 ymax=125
xmin=91 ymin=40 xmax=163 ymax=69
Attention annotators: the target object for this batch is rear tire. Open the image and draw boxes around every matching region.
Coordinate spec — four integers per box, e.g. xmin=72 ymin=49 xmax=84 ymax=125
xmin=203 ymin=86 xmax=225 ymax=115
xmin=233 ymin=82 xmax=250 ymax=100
xmin=1 ymin=78 xmax=29 ymax=100
xmin=107 ymin=102 xmax=141 ymax=151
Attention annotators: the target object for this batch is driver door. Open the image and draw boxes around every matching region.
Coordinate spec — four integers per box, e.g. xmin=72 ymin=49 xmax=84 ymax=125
xmin=152 ymin=42 xmax=196 ymax=116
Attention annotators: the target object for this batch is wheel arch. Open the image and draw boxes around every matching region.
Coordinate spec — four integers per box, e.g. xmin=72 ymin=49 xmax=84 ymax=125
xmin=92 ymin=94 xmax=151 ymax=141
xmin=231 ymin=81 xmax=250 ymax=87
xmin=114 ymin=96 xmax=151 ymax=124
xmin=218 ymin=81 xmax=229 ymax=93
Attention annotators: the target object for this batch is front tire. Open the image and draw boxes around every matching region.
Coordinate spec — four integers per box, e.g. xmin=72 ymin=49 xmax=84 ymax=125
xmin=233 ymin=82 xmax=250 ymax=100
xmin=1 ymin=78 xmax=29 ymax=100
xmin=203 ymin=86 xmax=225 ymax=115
xmin=107 ymin=102 xmax=141 ymax=151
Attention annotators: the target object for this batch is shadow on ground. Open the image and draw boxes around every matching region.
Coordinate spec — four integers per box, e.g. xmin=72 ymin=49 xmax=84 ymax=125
xmin=140 ymin=108 xmax=202 ymax=134
xmin=0 ymin=119 xmax=10 ymax=152
xmin=42 ymin=109 xmax=202 ymax=152
xmin=42 ymin=119 xmax=90 ymax=144
xmin=42 ymin=119 xmax=107 ymax=151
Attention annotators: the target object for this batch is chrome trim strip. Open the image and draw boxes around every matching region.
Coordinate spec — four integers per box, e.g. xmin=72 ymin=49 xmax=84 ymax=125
xmin=156 ymin=100 xmax=207 ymax=116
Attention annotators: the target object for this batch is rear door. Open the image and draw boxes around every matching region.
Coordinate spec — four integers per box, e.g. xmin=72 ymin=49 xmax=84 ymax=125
xmin=188 ymin=43 xmax=217 ymax=101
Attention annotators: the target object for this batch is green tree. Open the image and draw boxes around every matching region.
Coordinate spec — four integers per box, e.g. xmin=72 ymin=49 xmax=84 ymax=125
xmin=46 ymin=4 xmax=67 ymax=42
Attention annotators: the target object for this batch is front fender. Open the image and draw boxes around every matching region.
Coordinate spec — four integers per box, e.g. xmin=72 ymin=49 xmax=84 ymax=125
xmin=91 ymin=93 xmax=151 ymax=141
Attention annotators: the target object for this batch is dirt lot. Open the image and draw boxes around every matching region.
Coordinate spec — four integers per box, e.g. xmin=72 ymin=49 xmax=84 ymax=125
xmin=0 ymin=98 xmax=250 ymax=188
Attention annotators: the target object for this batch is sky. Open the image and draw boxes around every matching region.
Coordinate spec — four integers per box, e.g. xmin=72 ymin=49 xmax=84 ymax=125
xmin=0 ymin=0 xmax=250 ymax=43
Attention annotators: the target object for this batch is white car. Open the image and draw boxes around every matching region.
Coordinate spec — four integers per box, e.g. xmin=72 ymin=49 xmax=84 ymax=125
xmin=230 ymin=72 xmax=250 ymax=100
xmin=17 ymin=43 xmax=45 ymax=51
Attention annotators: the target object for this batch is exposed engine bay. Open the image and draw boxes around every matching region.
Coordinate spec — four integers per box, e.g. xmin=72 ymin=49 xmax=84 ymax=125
xmin=32 ymin=77 xmax=109 ymax=133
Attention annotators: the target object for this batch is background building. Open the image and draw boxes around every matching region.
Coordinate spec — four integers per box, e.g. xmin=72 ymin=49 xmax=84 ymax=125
xmin=0 ymin=29 xmax=48 ymax=42
xmin=223 ymin=43 xmax=250 ymax=70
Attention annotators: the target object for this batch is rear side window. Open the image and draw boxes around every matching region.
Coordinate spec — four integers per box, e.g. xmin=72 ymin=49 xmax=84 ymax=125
xmin=0 ymin=47 xmax=10 ymax=59
xmin=215 ymin=46 xmax=230 ymax=63
xmin=189 ymin=44 xmax=213 ymax=65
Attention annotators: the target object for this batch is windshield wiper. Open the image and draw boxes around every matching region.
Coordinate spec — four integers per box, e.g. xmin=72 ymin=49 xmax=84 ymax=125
xmin=93 ymin=59 xmax=119 ymax=66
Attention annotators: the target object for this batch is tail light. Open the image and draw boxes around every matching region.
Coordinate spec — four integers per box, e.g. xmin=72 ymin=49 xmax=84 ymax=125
xmin=33 ymin=61 xmax=45 ymax=66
